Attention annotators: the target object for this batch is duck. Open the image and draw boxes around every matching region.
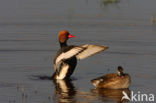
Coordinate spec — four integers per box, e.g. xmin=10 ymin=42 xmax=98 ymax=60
xmin=52 ymin=30 xmax=109 ymax=79
xmin=91 ymin=66 xmax=131 ymax=89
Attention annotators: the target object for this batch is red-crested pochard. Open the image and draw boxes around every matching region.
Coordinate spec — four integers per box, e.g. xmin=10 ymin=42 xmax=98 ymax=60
xmin=52 ymin=30 xmax=109 ymax=79
xmin=91 ymin=66 xmax=131 ymax=89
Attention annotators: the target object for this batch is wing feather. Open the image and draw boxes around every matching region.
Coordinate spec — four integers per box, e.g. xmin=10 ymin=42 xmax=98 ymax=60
xmin=76 ymin=44 xmax=109 ymax=60
xmin=55 ymin=46 xmax=85 ymax=64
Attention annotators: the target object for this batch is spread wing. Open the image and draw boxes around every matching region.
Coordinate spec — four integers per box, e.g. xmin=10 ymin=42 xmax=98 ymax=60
xmin=76 ymin=44 xmax=109 ymax=60
xmin=55 ymin=46 xmax=85 ymax=64
xmin=55 ymin=44 xmax=109 ymax=68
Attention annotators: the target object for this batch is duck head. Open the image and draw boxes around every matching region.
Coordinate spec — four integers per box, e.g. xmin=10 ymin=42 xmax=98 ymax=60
xmin=117 ymin=66 xmax=124 ymax=77
xmin=58 ymin=30 xmax=75 ymax=47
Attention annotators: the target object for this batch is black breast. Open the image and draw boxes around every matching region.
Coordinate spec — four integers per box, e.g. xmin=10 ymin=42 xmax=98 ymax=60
xmin=53 ymin=45 xmax=77 ymax=79
xmin=65 ymin=56 xmax=77 ymax=78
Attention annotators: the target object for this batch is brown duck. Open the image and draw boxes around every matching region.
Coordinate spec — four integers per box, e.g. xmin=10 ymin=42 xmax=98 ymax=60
xmin=91 ymin=66 xmax=131 ymax=89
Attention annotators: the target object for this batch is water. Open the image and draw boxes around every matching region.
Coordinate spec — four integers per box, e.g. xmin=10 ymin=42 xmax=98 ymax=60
xmin=0 ymin=0 xmax=156 ymax=103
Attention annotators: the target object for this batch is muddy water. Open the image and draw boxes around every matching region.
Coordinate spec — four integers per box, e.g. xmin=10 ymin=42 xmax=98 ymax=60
xmin=0 ymin=0 xmax=156 ymax=103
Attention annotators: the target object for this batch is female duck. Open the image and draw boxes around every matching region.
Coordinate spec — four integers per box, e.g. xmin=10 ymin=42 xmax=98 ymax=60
xmin=52 ymin=30 xmax=109 ymax=79
xmin=91 ymin=66 xmax=131 ymax=89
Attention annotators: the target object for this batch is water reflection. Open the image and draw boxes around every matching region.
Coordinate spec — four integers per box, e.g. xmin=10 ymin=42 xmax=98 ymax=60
xmin=52 ymin=79 xmax=131 ymax=103
xmin=52 ymin=79 xmax=76 ymax=103
xmin=91 ymin=88 xmax=131 ymax=103
xmin=52 ymin=79 xmax=96 ymax=103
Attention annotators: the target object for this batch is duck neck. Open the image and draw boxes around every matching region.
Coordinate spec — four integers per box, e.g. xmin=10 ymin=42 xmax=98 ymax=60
xmin=119 ymin=72 xmax=124 ymax=77
xmin=60 ymin=42 xmax=67 ymax=48
xmin=118 ymin=71 xmax=124 ymax=76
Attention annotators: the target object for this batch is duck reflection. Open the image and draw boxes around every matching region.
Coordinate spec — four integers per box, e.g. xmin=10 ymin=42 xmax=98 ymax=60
xmin=52 ymin=79 xmax=130 ymax=103
xmin=91 ymin=88 xmax=131 ymax=103
xmin=52 ymin=79 xmax=76 ymax=103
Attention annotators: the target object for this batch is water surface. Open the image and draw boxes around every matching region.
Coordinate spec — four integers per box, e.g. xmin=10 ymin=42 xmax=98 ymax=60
xmin=0 ymin=0 xmax=156 ymax=103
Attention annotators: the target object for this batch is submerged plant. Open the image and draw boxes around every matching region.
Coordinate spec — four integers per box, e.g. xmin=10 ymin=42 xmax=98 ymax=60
xmin=102 ymin=0 xmax=120 ymax=6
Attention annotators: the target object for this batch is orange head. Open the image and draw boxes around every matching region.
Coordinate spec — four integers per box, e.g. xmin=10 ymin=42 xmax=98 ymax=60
xmin=58 ymin=30 xmax=75 ymax=43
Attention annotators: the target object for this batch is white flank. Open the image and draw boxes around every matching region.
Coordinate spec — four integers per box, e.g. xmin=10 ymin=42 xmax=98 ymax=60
xmin=55 ymin=46 xmax=84 ymax=64
xmin=56 ymin=64 xmax=69 ymax=79
xmin=76 ymin=44 xmax=109 ymax=60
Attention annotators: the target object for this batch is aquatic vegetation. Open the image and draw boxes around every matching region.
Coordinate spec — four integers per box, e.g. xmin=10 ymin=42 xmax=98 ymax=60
xmin=102 ymin=0 xmax=120 ymax=6
xmin=151 ymin=15 xmax=156 ymax=24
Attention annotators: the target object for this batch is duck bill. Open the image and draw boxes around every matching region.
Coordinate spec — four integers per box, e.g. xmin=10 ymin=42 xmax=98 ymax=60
xmin=68 ymin=34 xmax=76 ymax=38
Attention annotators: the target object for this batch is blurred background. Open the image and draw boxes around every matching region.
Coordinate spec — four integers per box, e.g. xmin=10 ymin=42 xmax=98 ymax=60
xmin=0 ymin=0 xmax=156 ymax=103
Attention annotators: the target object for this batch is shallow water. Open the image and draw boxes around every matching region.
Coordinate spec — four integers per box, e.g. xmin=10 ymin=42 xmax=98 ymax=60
xmin=0 ymin=0 xmax=156 ymax=103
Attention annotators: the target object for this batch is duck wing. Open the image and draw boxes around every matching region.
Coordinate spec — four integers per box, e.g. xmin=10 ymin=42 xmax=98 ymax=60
xmin=76 ymin=44 xmax=109 ymax=60
xmin=55 ymin=46 xmax=85 ymax=64
xmin=55 ymin=44 xmax=108 ymax=64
